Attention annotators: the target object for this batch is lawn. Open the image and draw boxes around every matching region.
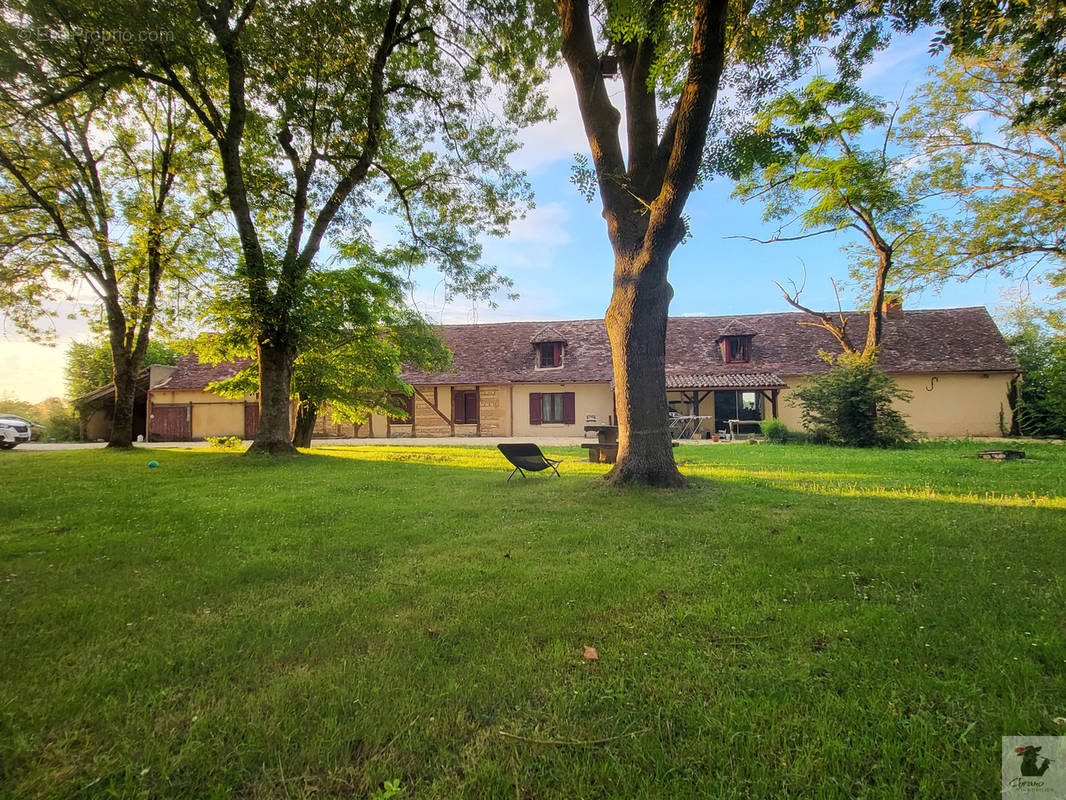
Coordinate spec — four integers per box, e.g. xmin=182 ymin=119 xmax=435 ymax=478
xmin=1 ymin=440 xmax=1064 ymax=799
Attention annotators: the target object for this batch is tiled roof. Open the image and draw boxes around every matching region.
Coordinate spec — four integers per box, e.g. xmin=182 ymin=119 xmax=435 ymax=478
xmin=156 ymin=353 xmax=254 ymax=391
xmin=717 ymin=319 xmax=760 ymax=339
xmin=666 ymin=373 xmax=787 ymax=389
xmin=400 ymin=307 xmax=1017 ymax=385
xmin=401 ymin=319 xmax=614 ymax=385
xmin=530 ymin=325 xmax=568 ymax=344
xmin=135 ymin=307 xmax=1015 ymax=394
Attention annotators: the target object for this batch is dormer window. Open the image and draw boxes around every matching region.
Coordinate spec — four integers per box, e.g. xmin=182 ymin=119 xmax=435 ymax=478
xmin=724 ymin=336 xmax=751 ymax=363
xmin=716 ymin=320 xmax=758 ymax=365
xmin=537 ymin=341 xmax=563 ymax=368
xmin=531 ymin=325 xmax=567 ymax=370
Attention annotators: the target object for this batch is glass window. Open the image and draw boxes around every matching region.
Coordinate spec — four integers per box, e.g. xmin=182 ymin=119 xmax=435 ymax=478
xmin=537 ymin=342 xmax=562 ymax=368
xmin=542 ymin=392 xmax=564 ymax=423
xmin=726 ymin=336 xmax=750 ymax=363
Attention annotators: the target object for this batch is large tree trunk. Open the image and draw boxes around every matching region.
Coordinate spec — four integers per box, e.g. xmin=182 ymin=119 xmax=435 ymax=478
xmin=605 ymin=257 xmax=684 ymax=487
xmin=291 ymin=396 xmax=317 ymax=448
xmin=248 ymin=340 xmax=298 ymax=455
xmin=107 ymin=354 xmax=137 ymax=449
xmin=557 ymin=0 xmax=728 ymax=487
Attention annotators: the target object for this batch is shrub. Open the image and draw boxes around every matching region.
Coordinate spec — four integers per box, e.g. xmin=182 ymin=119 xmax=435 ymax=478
xmin=206 ymin=436 xmax=243 ymax=450
xmin=792 ymin=354 xmax=914 ymax=448
xmin=760 ymin=418 xmax=789 ymax=444
xmin=43 ymin=407 xmax=81 ymax=442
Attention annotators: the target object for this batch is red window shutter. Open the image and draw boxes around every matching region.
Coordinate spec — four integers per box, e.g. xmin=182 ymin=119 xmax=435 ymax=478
xmin=465 ymin=392 xmax=478 ymax=424
xmin=562 ymin=392 xmax=575 ymax=425
xmin=529 ymin=392 xmax=542 ymax=425
xmin=553 ymin=343 xmax=562 ymax=366
xmin=453 ymin=391 xmax=465 ymax=424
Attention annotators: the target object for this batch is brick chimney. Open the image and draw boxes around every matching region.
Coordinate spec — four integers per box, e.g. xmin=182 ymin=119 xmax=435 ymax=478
xmin=882 ymin=294 xmax=903 ymax=320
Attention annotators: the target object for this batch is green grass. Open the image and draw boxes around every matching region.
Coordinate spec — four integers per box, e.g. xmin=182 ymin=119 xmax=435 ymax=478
xmin=1 ymin=440 xmax=1064 ymax=799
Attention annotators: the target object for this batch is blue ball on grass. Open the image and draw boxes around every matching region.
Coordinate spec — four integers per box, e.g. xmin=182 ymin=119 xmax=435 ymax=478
xmin=147 ymin=460 xmax=159 ymax=468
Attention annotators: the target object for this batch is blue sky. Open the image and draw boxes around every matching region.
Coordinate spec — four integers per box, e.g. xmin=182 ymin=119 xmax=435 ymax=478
xmin=416 ymin=32 xmax=1025 ymax=326
xmin=0 ymin=31 xmax=1035 ymax=402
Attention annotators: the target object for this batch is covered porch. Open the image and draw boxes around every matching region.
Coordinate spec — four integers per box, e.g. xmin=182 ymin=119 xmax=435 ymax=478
xmin=665 ymin=373 xmax=788 ymax=439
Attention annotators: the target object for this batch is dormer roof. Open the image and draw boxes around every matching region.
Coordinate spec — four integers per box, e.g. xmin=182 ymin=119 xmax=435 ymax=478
xmin=716 ymin=319 xmax=759 ymax=340
xmin=530 ymin=325 xmax=568 ymax=345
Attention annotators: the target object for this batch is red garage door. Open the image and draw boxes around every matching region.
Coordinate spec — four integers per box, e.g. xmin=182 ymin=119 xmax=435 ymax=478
xmin=244 ymin=403 xmax=259 ymax=439
xmin=151 ymin=405 xmax=191 ymax=441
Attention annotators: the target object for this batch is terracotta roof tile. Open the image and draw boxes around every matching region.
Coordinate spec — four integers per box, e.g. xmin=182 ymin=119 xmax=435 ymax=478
xmin=530 ymin=325 xmax=569 ymax=344
xmin=143 ymin=307 xmax=1015 ymax=393
xmin=717 ymin=319 xmax=760 ymax=338
xmin=666 ymin=373 xmax=787 ymax=389
xmin=400 ymin=307 xmax=1016 ymax=385
xmin=157 ymin=353 xmax=254 ymax=391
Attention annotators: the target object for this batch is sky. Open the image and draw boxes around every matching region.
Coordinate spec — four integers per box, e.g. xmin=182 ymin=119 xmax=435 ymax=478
xmin=0 ymin=31 xmax=1039 ymax=403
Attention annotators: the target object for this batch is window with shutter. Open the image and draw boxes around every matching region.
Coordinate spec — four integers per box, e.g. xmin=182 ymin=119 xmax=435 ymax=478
xmin=536 ymin=342 xmax=563 ymax=368
xmin=453 ymin=390 xmax=478 ymax=424
xmin=562 ymin=392 xmax=575 ymax=424
xmin=724 ymin=336 xmax=752 ymax=363
xmin=534 ymin=391 xmax=576 ymax=424
xmin=529 ymin=392 xmax=542 ymax=425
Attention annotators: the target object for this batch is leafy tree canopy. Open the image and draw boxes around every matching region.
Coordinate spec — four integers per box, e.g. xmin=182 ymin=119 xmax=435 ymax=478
xmin=64 ymin=338 xmax=179 ymax=401
xmin=935 ymin=0 xmax=1066 ymax=128
xmin=998 ymin=302 xmax=1066 ymax=437
xmin=197 ymin=248 xmax=450 ymax=442
xmin=1 ymin=0 xmax=556 ymax=453
xmin=897 ymin=47 xmax=1065 ymax=300
xmin=726 ymin=78 xmax=925 ymax=358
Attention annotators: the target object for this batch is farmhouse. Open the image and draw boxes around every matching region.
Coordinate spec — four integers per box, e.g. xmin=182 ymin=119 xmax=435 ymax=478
xmin=75 ymin=305 xmax=1018 ymax=441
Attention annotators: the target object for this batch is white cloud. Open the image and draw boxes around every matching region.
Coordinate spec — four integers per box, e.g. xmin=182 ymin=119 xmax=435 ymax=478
xmin=859 ymin=37 xmax=940 ymax=94
xmin=505 ymin=202 xmax=572 ymax=246
xmin=511 ymin=67 xmax=591 ymax=174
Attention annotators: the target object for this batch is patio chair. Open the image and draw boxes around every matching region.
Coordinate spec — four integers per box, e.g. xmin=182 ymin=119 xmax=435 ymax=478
xmin=497 ymin=443 xmax=562 ymax=482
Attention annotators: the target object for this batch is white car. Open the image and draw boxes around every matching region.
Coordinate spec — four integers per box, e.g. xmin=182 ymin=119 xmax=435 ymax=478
xmin=0 ymin=414 xmax=33 ymax=449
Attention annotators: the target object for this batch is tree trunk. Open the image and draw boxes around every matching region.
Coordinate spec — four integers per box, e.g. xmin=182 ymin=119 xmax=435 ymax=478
xmin=604 ymin=252 xmax=685 ymax=487
xmin=861 ymin=248 xmax=891 ymax=360
xmin=107 ymin=354 xmax=137 ymax=449
xmin=291 ymin=396 xmax=317 ymax=448
xmin=247 ymin=340 xmax=298 ymax=455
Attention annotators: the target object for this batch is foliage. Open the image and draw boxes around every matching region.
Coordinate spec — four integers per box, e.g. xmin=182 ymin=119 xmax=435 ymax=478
xmin=898 ymin=48 xmax=1065 ymax=294
xmin=200 ymin=261 xmax=450 ymax=437
xmin=372 ymin=778 xmax=405 ymax=799
xmin=0 ymin=70 xmax=222 ymax=446
xmin=792 ymin=353 xmax=915 ymax=447
xmin=935 ymin=0 xmax=1066 ymax=129
xmin=1000 ymin=306 xmax=1066 ymax=437
xmin=0 ymin=395 xmax=79 ymax=440
xmin=0 ymin=80 xmax=220 ymax=340
xmin=555 ymin=0 xmax=923 ymax=485
xmin=0 ymin=442 xmax=1063 ymax=796
xmin=727 ymin=78 xmax=925 ymax=357
xmin=3 ymin=0 xmax=556 ymax=450
xmin=759 ymin=417 xmax=789 ymax=444
xmin=64 ymin=339 xmax=179 ymax=400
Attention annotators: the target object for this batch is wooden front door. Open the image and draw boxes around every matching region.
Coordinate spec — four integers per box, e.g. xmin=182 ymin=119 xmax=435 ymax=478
xmin=244 ymin=403 xmax=259 ymax=439
xmin=151 ymin=405 xmax=191 ymax=441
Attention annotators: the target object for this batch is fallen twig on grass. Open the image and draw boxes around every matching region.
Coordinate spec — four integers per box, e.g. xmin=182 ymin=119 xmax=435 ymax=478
xmin=498 ymin=727 xmax=651 ymax=747
xmin=368 ymin=715 xmax=420 ymax=763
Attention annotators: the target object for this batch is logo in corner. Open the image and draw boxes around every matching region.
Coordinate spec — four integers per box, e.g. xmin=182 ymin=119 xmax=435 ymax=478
xmin=1003 ymin=737 xmax=1066 ymax=798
